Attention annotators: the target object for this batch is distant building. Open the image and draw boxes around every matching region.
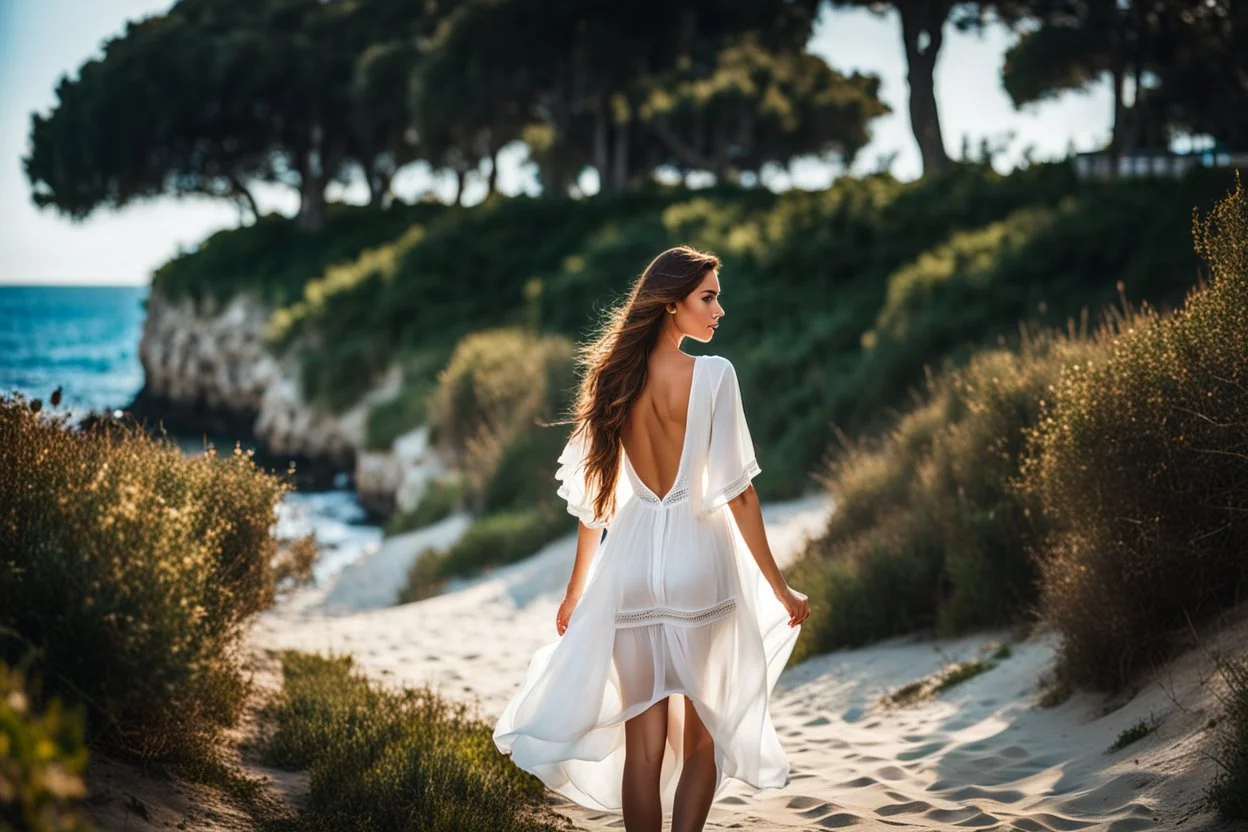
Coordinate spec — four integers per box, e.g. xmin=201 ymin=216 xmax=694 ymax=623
xmin=1072 ymin=149 xmax=1248 ymax=181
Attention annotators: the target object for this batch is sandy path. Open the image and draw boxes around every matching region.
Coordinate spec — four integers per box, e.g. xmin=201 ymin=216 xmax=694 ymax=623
xmin=248 ymin=495 xmax=1246 ymax=832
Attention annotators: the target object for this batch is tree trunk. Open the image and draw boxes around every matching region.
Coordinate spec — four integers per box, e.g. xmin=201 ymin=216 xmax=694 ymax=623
xmin=898 ymin=1 xmax=951 ymax=176
xmin=487 ymin=148 xmax=500 ymax=197
xmin=453 ymin=168 xmax=466 ymax=205
xmin=298 ymin=174 xmax=325 ymax=233
xmin=296 ymin=143 xmax=328 ymax=233
xmin=1108 ymin=7 xmax=1125 ymax=156
xmin=228 ymin=174 xmax=261 ymax=224
xmin=593 ymin=94 xmax=611 ymax=192
xmin=611 ymin=117 xmax=629 ymax=192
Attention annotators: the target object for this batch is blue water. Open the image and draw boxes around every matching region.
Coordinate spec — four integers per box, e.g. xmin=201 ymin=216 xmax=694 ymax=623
xmin=0 ymin=284 xmax=148 ymax=416
xmin=0 ymin=284 xmax=381 ymax=591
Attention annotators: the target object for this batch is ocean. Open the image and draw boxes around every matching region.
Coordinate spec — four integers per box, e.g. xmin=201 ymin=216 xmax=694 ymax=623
xmin=0 ymin=284 xmax=148 ymax=416
xmin=0 ymin=284 xmax=381 ymax=588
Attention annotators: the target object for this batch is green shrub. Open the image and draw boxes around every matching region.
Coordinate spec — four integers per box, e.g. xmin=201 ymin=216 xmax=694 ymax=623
xmin=1207 ymin=655 xmax=1248 ymax=818
xmin=0 ymin=658 xmax=90 ymax=832
xmin=429 ymin=328 xmax=575 ymax=514
xmin=1021 ymin=178 xmax=1248 ymax=690
xmin=277 ymin=189 xmax=676 ymax=409
xmin=787 ymin=328 xmax=1079 ymax=663
xmin=155 ymin=163 xmax=1233 ymax=503
xmin=399 ymin=507 xmax=576 ymax=602
xmin=153 ymin=202 xmax=440 ymax=307
xmin=0 ymin=397 xmax=288 ymax=760
xmin=1108 ymin=715 xmax=1160 ymax=753
xmin=260 ymin=650 xmax=561 ymax=832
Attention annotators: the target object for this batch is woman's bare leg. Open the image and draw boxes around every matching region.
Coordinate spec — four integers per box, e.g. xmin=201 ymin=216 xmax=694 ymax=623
xmin=672 ymin=697 xmax=717 ymax=832
xmin=623 ymin=696 xmax=669 ymax=832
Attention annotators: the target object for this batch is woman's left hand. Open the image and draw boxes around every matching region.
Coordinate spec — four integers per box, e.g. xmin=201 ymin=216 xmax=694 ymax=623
xmin=556 ymin=589 xmax=581 ymax=636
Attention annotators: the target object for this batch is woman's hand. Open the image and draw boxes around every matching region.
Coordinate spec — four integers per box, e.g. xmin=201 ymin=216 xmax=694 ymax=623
xmin=556 ymin=587 xmax=582 ymax=636
xmin=773 ymin=583 xmax=810 ymax=628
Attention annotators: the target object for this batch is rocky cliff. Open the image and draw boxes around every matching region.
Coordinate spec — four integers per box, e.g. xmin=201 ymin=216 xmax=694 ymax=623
xmin=131 ymin=288 xmax=443 ymax=513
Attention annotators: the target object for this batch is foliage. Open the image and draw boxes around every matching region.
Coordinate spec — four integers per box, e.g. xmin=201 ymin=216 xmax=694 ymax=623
xmin=428 ymin=328 xmax=576 ymax=513
xmin=0 ymin=396 xmax=288 ymax=761
xmin=0 ymin=659 xmax=91 ymax=832
xmin=883 ymin=658 xmax=997 ymax=707
xmin=1108 ymin=715 xmax=1160 ymax=753
xmin=399 ymin=507 xmax=576 ymax=603
xmin=153 ymin=201 xmax=440 ymax=307
xmin=1004 ymin=1 xmax=1248 ymax=152
xmin=1207 ymin=655 xmax=1248 ymax=818
xmin=1021 ymin=178 xmax=1248 ymax=690
xmin=24 ymin=0 xmax=435 ymax=228
xmin=786 ymin=325 xmax=1085 ymax=662
xmin=259 ymin=650 xmax=561 ymax=832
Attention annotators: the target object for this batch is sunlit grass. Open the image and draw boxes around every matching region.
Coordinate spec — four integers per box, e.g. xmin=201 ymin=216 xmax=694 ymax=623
xmin=258 ymin=651 xmax=565 ymax=832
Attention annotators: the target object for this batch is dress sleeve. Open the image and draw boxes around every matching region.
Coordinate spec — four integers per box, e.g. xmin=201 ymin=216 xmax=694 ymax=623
xmin=702 ymin=359 xmax=762 ymax=514
xmin=554 ymin=428 xmax=611 ymax=529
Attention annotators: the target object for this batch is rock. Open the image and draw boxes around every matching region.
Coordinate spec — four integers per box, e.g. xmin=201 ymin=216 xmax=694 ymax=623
xmin=130 ymin=286 xmax=422 ymax=498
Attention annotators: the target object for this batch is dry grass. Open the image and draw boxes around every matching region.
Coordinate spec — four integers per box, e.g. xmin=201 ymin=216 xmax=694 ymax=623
xmin=1022 ymin=178 xmax=1248 ymax=691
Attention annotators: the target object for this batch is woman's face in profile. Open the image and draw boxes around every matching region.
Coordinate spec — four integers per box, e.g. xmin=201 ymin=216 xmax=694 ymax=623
xmin=674 ymin=270 xmax=724 ymax=343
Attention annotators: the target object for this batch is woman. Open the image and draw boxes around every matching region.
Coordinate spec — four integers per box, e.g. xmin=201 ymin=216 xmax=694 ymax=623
xmin=493 ymin=245 xmax=810 ymax=832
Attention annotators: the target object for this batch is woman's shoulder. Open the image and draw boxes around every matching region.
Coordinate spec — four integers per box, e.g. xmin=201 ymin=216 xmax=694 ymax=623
xmin=699 ymin=354 xmax=737 ymax=386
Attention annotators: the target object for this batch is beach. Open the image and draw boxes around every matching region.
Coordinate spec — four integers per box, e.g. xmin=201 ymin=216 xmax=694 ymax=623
xmin=246 ymin=494 xmax=1245 ymax=832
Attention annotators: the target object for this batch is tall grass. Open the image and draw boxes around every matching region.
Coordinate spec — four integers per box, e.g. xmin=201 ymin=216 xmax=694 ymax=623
xmin=787 ymin=325 xmax=1086 ymax=662
xmin=0 ymin=397 xmax=289 ymax=761
xmin=1207 ymin=655 xmax=1248 ymax=818
xmin=1022 ymin=178 xmax=1248 ymax=690
xmin=259 ymin=651 xmax=563 ymax=832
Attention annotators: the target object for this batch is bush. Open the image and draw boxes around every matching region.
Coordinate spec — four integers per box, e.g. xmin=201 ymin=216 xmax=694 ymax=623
xmin=153 ymin=202 xmax=441 ymax=307
xmin=155 ymin=163 xmax=1234 ymax=503
xmin=0 ymin=397 xmax=289 ymax=760
xmin=259 ymin=650 xmax=561 ymax=832
xmin=399 ymin=507 xmax=576 ymax=602
xmin=0 ymin=658 xmax=90 ymax=832
xmin=429 ymin=328 xmax=575 ymax=514
xmin=787 ymin=327 xmax=1083 ymax=663
xmin=1021 ymin=178 xmax=1248 ymax=690
xmin=1207 ymin=655 xmax=1248 ymax=818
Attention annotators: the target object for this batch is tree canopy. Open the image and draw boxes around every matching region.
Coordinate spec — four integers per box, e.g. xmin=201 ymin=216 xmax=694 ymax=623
xmin=25 ymin=0 xmax=887 ymax=229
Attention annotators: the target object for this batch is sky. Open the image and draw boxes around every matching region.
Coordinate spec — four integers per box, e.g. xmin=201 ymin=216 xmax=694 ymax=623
xmin=0 ymin=1 xmax=1114 ymax=286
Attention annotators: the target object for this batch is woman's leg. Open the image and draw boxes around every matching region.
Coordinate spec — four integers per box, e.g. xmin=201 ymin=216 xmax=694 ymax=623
xmin=672 ymin=696 xmax=717 ymax=832
xmin=623 ymin=696 xmax=669 ymax=832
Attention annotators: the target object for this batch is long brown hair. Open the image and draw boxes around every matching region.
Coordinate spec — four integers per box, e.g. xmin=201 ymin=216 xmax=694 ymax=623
xmin=565 ymin=244 xmax=722 ymax=523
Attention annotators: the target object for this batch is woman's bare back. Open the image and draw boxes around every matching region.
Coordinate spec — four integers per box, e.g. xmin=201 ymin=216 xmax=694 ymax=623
xmin=619 ymin=353 xmax=698 ymax=501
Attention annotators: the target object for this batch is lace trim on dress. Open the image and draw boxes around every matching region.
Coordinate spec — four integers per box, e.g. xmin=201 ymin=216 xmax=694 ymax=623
xmin=632 ymin=483 xmax=690 ymax=506
xmin=614 ymin=597 xmax=737 ymax=628
xmin=700 ymin=458 xmax=762 ymax=518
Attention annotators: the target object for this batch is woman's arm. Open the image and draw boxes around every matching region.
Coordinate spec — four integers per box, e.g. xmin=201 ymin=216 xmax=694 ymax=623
xmin=557 ymin=521 xmax=602 ymax=635
xmin=565 ymin=521 xmax=603 ymax=598
xmin=727 ymin=484 xmax=810 ymax=626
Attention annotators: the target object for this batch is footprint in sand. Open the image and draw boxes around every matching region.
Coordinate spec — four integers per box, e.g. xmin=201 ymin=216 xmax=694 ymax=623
xmin=835 ymin=776 xmax=876 ymax=789
xmin=897 ymin=740 xmax=946 ymax=760
xmin=876 ymin=799 xmax=932 ymax=816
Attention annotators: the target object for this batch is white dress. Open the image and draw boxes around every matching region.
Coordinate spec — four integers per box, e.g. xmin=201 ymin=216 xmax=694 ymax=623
xmin=492 ymin=354 xmax=799 ymax=814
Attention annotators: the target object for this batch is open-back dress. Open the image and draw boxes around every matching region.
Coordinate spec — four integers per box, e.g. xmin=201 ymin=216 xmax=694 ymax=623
xmin=492 ymin=354 xmax=799 ymax=814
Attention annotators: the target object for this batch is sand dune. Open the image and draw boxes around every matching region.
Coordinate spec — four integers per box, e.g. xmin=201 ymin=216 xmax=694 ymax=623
xmin=247 ymin=495 xmax=1247 ymax=831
